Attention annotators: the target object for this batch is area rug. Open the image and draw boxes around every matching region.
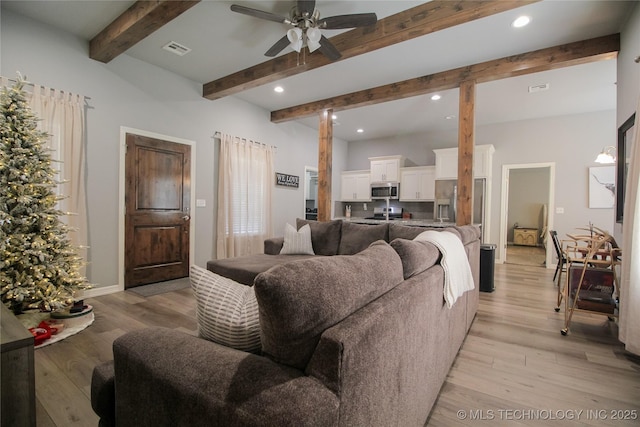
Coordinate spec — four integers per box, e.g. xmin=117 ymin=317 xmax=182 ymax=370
xmin=128 ymin=277 xmax=191 ymax=297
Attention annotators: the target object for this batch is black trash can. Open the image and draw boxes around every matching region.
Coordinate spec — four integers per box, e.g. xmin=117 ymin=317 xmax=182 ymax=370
xmin=480 ymin=244 xmax=496 ymax=292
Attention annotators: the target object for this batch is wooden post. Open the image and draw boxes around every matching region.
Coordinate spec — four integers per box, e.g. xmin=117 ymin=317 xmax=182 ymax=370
xmin=317 ymin=109 xmax=333 ymax=222
xmin=457 ymin=80 xmax=475 ymax=226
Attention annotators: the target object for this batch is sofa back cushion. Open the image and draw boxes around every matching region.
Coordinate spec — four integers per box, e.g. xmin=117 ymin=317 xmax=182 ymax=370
xmin=390 ymin=238 xmax=440 ymax=279
xmin=254 ymin=241 xmax=404 ymax=370
xmin=389 ymin=224 xmax=463 ymax=242
xmin=296 ymin=218 xmax=342 ymax=256
xmin=455 ymin=225 xmax=481 ymax=245
xmin=338 ymin=222 xmax=388 ymax=255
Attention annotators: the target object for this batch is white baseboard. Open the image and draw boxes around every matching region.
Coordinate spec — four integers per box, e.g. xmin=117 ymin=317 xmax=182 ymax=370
xmin=82 ymin=284 xmax=122 ymax=298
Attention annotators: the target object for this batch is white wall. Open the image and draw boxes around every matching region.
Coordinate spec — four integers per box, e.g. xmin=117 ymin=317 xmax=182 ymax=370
xmin=615 ymin=3 xmax=640 ymax=243
xmin=617 ymin=3 xmax=640 ymax=124
xmin=347 ymin=110 xmax=616 ymax=261
xmin=1 ymin=9 xmax=347 ymax=290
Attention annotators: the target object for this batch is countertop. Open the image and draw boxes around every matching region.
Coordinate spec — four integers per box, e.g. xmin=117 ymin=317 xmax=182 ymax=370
xmin=335 ymin=216 xmax=457 ymax=228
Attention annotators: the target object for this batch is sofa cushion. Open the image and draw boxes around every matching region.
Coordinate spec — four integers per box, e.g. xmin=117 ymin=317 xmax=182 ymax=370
xmin=190 ymin=265 xmax=261 ymax=353
xmin=389 ymin=224 xmax=463 ymax=242
xmin=338 ymin=222 xmax=389 ymax=255
xmin=254 ymin=241 xmax=404 ymax=370
xmin=388 ymin=223 xmax=427 ymax=241
xmin=390 ymin=238 xmax=441 ymax=279
xmin=207 ymin=253 xmax=316 ymax=286
xmin=296 ymin=218 xmax=342 ymax=256
xmin=455 ymin=225 xmax=481 ymax=245
xmin=280 ymin=223 xmax=314 ymax=255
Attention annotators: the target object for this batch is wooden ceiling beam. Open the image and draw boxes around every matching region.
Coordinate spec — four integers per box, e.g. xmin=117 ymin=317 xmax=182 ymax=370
xmin=202 ymin=0 xmax=539 ymax=100
xmin=90 ymin=0 xmax=200 ymax=63
xmin=271 ymin=34 xmax=620 ymax=123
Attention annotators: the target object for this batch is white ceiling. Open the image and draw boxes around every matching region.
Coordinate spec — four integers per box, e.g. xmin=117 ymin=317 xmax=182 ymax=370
xmin=2 ymin=0 xmax=634 ymax=142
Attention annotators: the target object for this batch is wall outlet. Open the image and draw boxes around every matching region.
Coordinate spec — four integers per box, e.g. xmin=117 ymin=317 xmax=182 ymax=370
xmin=556 ymin=207 xmax=564 ymax=214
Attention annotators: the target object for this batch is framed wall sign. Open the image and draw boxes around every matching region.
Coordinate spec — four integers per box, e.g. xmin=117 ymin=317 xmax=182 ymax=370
xmin=275 ymin=172 xmax=299 ymax=188
xmin=617 ymin=113 xmax=636 ymax=223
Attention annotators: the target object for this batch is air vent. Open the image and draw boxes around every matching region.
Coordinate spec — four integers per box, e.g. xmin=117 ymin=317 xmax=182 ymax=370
xmin=528 ymin=83 xmax=550 ymax=93
xmin=162 ymin=41 xmax=191 ymax=56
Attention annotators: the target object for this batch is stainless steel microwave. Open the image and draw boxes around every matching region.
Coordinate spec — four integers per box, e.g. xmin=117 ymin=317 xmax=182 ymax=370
xmin=371 ymin=182 xmax=399 ymax=199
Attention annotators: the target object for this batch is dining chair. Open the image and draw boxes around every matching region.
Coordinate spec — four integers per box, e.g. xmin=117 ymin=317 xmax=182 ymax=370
xmin=550 ymin=230 xmax=566 ymax=284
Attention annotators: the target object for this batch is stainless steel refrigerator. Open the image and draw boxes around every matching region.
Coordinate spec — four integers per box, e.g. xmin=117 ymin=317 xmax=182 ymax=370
xmin=434 ymin=179 xmax=486 ymax=227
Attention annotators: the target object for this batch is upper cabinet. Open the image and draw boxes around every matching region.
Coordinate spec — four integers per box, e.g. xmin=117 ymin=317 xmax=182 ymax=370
xmin=369 ymin=155 xmax=404 ymax=182
xmin=341 ymin=171 xmax=371 ymax=201
xmin=400 ymin=166 xmax=435 ymax=201
xmin=433 ymin=144 xmax=495 ymax=179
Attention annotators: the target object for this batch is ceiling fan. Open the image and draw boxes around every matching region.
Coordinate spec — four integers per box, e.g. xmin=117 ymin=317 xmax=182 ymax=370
xmin=230 ymin=0 xmax=377 ymax=60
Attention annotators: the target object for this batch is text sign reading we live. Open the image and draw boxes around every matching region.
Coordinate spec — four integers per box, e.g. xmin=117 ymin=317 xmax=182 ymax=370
xmin=276 ymin=173 xmax=299 ymax=188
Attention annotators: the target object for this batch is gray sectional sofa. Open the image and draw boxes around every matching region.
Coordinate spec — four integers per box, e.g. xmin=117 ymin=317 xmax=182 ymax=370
xmin=91 ymin=219 xmax=481 ymax=427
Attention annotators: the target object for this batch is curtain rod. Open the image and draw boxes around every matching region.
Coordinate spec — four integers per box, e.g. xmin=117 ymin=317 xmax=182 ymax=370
xmin=1 ymin=76 xmax=91 ymax=100
xmin=212 ymin=131 xmax=277 ymax=149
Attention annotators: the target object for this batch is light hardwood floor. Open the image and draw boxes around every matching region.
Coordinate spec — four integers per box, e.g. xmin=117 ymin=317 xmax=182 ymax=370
xmin=33 ymin=263 xmax=640 ymax=426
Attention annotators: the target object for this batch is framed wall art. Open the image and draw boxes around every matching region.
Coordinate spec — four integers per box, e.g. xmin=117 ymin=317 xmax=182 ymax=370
xmin=589 ymin=166 xmax=615 ymax=208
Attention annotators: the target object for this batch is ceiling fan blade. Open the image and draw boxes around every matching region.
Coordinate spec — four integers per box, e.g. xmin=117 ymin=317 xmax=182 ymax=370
xmin=318 ymin=35 xmax=342 ymax=61
xmin=265 ymin=35 xmax=291 ymax=57
xmin=230 ymin=4 xmax=290 ymax=24
xmin=319 ymin=13 xmax=378 ymax=29
xmin=297 ymin=0 xmax=316 ymax=18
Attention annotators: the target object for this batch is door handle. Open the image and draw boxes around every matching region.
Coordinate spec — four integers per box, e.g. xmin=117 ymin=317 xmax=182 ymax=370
xmin=182 ymin=215 xmax=190 ymax=221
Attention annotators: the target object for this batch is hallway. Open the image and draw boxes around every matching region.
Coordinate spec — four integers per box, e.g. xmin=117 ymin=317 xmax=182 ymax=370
xmin=505 ymin=243 xmax=547 ymax=267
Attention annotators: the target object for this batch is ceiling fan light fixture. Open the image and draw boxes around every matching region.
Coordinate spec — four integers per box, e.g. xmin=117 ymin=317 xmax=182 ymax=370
xmin=287 ymin=28 xmax=303 ymax=52
xmin=306 ymin=27 xmax=322 ymax=52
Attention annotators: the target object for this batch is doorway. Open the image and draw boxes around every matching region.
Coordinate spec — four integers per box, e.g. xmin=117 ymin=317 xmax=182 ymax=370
xmin=304 ymin=166 xmax=318 ymax=220
xmin=499 ymin=163 xmax=555 ymax=268
xmin=119 ymin=128 xmax=196 ymax=289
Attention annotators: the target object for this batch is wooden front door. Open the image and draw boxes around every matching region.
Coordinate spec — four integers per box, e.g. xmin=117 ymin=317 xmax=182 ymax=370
xmin=125 ymin=133 xmax=191 ymax=288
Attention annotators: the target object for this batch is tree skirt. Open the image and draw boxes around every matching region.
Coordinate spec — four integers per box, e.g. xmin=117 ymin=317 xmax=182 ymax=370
xmin=16 ymin=306 xmax=95 ymax=349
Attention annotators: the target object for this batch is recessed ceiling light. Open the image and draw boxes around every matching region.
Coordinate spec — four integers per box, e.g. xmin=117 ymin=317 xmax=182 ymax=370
xmin=431 ymin=94 xmax=441 ymax=101
xmin=332 ymin=114 xmax=337 ymax=120
xmin=512 ymin=16 xmax=530 ymax=28
xmin=445 ymin=115 xmax=456 ymax=120
xmin=274 ymin=86 xmax=284 ymax=93
xmin=356 ymin=129 xmax=364 ymax=133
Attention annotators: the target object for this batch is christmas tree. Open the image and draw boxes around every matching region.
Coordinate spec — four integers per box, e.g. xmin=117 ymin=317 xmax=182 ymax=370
xmin=1 ymin=77 xmax=90 ymax=314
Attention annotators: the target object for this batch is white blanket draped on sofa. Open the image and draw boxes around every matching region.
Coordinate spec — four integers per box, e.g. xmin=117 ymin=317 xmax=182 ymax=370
xmin=415 ymin=230 xmax=475 ymax=308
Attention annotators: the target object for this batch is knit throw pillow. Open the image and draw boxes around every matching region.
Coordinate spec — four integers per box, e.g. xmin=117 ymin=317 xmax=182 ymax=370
xmin=280 ymin=223 xmax=315 ymax=255
xmin=189 ymin=265 xmax=261 ymax=353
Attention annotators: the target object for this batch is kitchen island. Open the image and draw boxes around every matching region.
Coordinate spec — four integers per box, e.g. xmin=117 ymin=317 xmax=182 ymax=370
xmin=335 ymin=216 xmax=457 ymax=228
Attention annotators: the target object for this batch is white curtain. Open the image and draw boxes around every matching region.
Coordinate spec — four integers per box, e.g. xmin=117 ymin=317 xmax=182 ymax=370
xmin=216 ymin=133 xmax=274 ymax=259
xmin=620 ymin=96 xmax=640 ymax=356
xmin=1 ymin=77 xmax=88 ymax=254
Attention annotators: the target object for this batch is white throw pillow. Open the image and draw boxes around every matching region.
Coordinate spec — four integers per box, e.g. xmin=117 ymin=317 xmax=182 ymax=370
xmin=280 ymin=223 xmax=315 ymax=255
xmin=189 ymin=265 xmax=261 ymax=353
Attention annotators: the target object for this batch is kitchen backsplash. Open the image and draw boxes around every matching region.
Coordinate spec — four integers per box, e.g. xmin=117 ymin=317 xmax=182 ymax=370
xmin=335 ymin=201 xmax=435 ymax=220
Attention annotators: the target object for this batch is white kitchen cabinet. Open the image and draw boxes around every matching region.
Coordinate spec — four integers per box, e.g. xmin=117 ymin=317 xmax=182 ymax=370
xmin=400 ymin=166 xmax=435 ymax=201
xmin=433 ymin=144 xmax=494 ymax=179
xmin=369 ymin=155 xmax=404 ymax=182
xmin=341 ymin=171 xmax=371 ymax=201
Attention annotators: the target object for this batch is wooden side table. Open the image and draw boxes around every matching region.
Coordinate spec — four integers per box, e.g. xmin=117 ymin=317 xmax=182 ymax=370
xmin=1 ymin=304 xmax=36 ymax=427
